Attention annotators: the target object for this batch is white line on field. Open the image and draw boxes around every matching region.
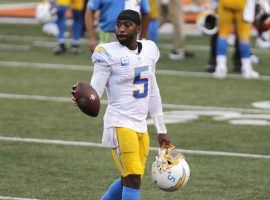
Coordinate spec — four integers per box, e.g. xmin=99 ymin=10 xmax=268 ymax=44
xmin=1 ymin=93 xmax=270 ymax=114
xmin=0 ymin=18 xmax=39 ymax=24
xmin=1 ymin=61 xmax=270 ymax=81
xmin=158 ymin=43 xmax=270 ymax=55
xmin=1 ymin=34 xmax=269 ymax=54
xmin=0 ymin=196 xmax=39 ymax=200
xmin=0 ymin=44 xmax=30 ymax=51
xmin=0 ymin=61 xmax=92 ymax=71
xmin=0 ymin=3 xmax=38 ymax=10
xmin=0 ymin=136 xmax=269 ymax=159
xmin=0 ymin=35 xmax=53 ymax=42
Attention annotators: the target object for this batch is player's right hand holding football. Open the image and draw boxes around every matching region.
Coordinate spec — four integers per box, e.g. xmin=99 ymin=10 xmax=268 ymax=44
xmin=70 ymin=82 xmax=100 ymax=117
xmin=71 ymin=84 xmax=78 ymax=106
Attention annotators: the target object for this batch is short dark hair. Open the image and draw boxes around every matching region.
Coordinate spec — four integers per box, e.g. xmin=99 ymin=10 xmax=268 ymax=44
xmin=117 ymin=9 xmax=141 ymax=26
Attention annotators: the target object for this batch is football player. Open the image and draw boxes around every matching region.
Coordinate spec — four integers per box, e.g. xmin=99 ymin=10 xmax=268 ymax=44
xmin=85 ymin=0 xmax=150 ymax=52
xmin=148 ymin=0 xmax=159 ymax=43
xmin=202 ymin=0 xmax=262 ymax=73
xmin=73 ymin=10 xmax=170 ymax=199
xmin=160 ymin=0 xmax=195 ymax=60
xmin=53 ymin=0 xmax=85 ymax=54
xmin=254 ymin=0 xmax=270 ymax=48
xmin=213 ymin=0 xmax=260 ymax=79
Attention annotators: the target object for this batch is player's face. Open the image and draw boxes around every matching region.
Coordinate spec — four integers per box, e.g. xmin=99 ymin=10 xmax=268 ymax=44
xmin=116 ymin=20 xmax=140 ymax=47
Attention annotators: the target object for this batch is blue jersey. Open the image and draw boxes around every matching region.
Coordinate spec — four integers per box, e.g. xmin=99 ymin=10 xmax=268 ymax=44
xmin=87 ymin=0 xmax=150 ymax=32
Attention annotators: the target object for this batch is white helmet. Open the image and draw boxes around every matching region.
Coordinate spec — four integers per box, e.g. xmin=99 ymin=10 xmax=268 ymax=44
xmin=196 ymin=9 xmax=218 ymax=35
xmin=42 ymin=22 xmax=59 ymax=37
xmin=151 ymin=145 xmax=190 ymax=191
xmin=35 ymin=0 xmax=54 ymax=23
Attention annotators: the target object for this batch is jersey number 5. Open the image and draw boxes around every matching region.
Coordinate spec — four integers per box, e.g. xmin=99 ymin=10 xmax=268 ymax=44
xmin=133 ymin=66 xmax=149 ymax=99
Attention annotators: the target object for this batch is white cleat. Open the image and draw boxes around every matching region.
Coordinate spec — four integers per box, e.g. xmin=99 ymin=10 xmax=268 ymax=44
xmin=168 ymin=51 xmax=185 ymax=60
xmin=213 ymin=65 xmax=227 ymax=79
xmin=256 ymin=37 xmax=270 ymax=49
xmin=241 ymin=69 xmax=260 ymax=79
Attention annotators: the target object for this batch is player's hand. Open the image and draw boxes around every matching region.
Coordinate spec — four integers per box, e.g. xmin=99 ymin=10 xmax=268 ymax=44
xmin=88 ymin=37 xmax=98 ymax=52
xmin=71 ymin=84 xmax=78 ymax=106
xmin=157 ymin=133 xmax=171 ymax=147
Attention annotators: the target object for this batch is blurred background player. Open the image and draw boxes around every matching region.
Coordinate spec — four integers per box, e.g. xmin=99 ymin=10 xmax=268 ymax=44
xmin=160 ymin=0 xmax=195 ymax=60
xmin=213 ymin=0 xmax=260 ymax=79
xmin=53 ymin=0 xmax=85 ymax=55
xmin=254 ymin=0 xmax=270 ymax=48
xmin=203 ymin=0 xmax=267 ymax=73
xmin=85 ymin=0 xmax=150 ymax=52
xmin=35 ymin=0 xmax=59 ymax=37
xmin=148 ymin=0 xmax=159 ymax=43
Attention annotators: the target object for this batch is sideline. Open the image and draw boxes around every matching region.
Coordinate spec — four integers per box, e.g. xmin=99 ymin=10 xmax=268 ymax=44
xmin=1 ymin=136 xmax=270 ymax=160
xmin=0 ymin=196 xmax=39 ymax=200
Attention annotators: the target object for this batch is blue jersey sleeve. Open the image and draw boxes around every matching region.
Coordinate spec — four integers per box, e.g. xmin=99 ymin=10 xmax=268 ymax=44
xmin=140 ymin=0 xmax=150 ymax=14
xmin=87 ymin=0 xmax=101 ymax=11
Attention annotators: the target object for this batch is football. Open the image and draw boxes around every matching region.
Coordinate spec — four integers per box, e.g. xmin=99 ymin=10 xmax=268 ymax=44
xmin=73 ymin=82 xmax=100 ymax=117
xmin=257 ymin=20 xmax=270 ymax=32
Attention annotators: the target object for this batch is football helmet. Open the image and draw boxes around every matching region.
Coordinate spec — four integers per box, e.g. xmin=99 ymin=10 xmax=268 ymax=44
xmin=151 ymin=145 xmax=190 ymax=191
xmin=42 ymin=22 xmax=59 ymax=37
xmin=35 ymin=0 xmax=54 ymax=23
xmin=196 ymin=9 xmax=218 ymax=35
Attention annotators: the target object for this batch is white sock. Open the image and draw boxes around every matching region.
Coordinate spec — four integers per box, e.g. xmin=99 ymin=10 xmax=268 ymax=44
xmin=216 ymin=55 xmax=227 ymax=69
xmin=241 ymin=58 xmax=252 ymax=71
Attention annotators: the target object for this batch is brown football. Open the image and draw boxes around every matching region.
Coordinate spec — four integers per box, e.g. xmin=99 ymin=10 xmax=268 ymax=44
xmin=257 ymin=20 xmax=270 ymax=32
xmin=74 ymin=82 xmax=100 ymax=117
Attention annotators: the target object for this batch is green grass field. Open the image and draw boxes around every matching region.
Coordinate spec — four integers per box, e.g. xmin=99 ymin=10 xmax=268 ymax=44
xmin=0 ymin=18 xmax=270 ymax=200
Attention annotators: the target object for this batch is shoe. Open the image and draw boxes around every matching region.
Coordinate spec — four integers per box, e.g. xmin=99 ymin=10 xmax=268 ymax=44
xmin=241 ymin=67 xmax=260 ymax=79
xmin=256 ymin=36 xmax=270 ymax=49
xmin=70 ymin=44 xmax=80 ymax=55
xmin=206 ymin=64 xmax=216 ymax=73
xmin=206 ymin=58 xmax=216 ymax=73
xmin=169 ymin=50 xmax=185 ymax=60
xmin=53 ymin=43 xmax=66 ymax=55
xmin=168 ymin=50 xmax=195 ymax=60
xmin=232 ymin=54 xmax=260 ymax=72
xmin=185 ymin=51 xmax=195 ymax=58
xmin=213 ymin=65 xmax=227 ymax=79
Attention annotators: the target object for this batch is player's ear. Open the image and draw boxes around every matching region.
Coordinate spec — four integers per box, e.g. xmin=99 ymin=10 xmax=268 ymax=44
xmin=136 ymin=25 xmax=142 ymax=34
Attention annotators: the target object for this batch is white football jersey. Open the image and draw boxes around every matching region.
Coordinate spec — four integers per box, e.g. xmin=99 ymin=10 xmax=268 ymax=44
xmin=90 ymin=40 xmax=162 ymax=146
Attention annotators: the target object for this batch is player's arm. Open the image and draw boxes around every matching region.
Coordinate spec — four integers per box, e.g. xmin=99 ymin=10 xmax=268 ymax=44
xmin=90 ymin=47 xmax=112 ymax=98
xmin=71 ymin=46 xmax=111 ymax=105
xmin=85 ymin=1 xmax=98 ymax=52
xmin=90 ymin=63 xmax=111 ymax=98
xmin=140 ymin=0 xmax=150 ymax=39
xmin=149 ymin=75 xmax=171 ymax=147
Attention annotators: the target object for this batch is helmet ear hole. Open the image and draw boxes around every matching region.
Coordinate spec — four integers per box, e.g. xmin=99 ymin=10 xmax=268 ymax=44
xmin=196 ymin=10 xmax=218 ymax=35
xmin=205 ymin=15 xmax=217 ymax=30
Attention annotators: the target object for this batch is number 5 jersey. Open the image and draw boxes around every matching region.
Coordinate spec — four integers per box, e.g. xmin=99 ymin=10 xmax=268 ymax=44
xmin=90 ymin=40 xmax=166 ymax=143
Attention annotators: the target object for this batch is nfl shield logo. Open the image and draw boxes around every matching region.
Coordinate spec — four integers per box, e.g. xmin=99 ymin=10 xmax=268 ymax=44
xmin=121 ymin=57 xmax=129 ymax=66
